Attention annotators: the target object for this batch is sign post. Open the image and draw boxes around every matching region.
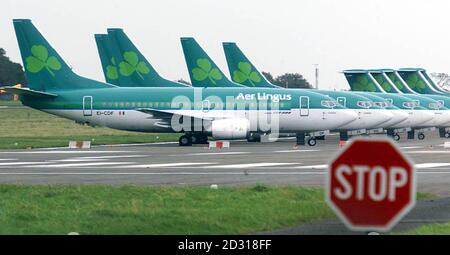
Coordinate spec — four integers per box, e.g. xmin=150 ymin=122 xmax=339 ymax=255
xmin=326 ymin=138 xmax=416 ymax=232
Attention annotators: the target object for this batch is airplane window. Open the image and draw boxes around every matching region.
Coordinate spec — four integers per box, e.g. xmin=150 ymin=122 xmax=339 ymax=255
xmin=321 ymin=100 xmax=337 ymax=108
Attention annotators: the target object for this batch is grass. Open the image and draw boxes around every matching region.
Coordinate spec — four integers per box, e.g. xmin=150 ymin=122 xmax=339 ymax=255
xmin=0 ymin=185 xmax=335 ymax=235
xmin=0 ymin=100 xmax=180 ymax=149
xmin=400 ymin=222 xmax=450 ymax=235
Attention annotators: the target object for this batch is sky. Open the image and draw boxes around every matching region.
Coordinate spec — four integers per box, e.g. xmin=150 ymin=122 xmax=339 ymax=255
xmin=2 ymin=0 xmax=450 ymax=90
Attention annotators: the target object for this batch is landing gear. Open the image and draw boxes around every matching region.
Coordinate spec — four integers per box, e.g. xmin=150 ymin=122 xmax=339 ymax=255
xmin=247 ymin=133 xmax=261 ymax=143
xmin=179 ymin=135 xmax=192 ymax=146
xmin=445 ymin=132 xmax=450 ymax=139
xmin=296 ymin=132 xmax=306 ymax=146
xmin=307 ymin=137 xmax=317 ymax=146
xmin=418 ymin=133 xmax=425 ymax=140
xmin=393 ymin=134 xmax=401 ymax=141
xmin=191 ymin=133 xmax=208 ymax=144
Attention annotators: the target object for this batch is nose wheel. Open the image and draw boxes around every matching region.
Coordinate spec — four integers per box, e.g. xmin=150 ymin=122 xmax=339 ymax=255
xmin=307 ymin=137 xmax=317 ymax=146
xmin=418 ymin=133 xmax=425 ymax=140
xmin=393 ymin=134 xmax=401 ymax=141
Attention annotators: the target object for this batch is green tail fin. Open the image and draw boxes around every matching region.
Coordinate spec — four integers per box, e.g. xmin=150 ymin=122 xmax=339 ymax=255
xmin=398 ymin=68 xmax=444 ymax=94
xmin=13 ymin=19 xmax=112 ymax=92
xmin=369 ymin=70 xmax=399 ymax=93
xmin=222 ymin=42 xmax=277 ymax=88
xmin=95 ymin=34 xmax=120 ymax=85
xmin=343 ymin=70 xmax=384 ymax=92
xmin=106 ymin=28 xmax=185 ymax=87
xmin=180 ymin=37 xmax=243 ymax=87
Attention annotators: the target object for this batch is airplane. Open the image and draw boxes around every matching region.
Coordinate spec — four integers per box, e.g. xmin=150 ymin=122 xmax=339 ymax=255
xmin=344 ymin=69 xmax=450 ymax=139
xmin=94 ymin=29 xmax=363 ymax=145
xmin=219 ymin=41 xmax=403 ymax=142
xmin=2 ymin=19 xmax=359 ymax=147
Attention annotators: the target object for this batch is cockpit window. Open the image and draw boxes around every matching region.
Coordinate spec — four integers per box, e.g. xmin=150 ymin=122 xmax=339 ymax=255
xmin=321 ymin=100 xmax=337 ymax=108
xmin=429 ymin=101 xmax=444 ymax=110
xmin=373 ymin=101 xmax=389 ymax=108
xmin=357 ymin=101 xmax=372 ymax=108
xmin=403 ymin=101 xmax=420 ymax=109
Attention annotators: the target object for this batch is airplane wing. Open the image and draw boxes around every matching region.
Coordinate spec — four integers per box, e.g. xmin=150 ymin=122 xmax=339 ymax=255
xmin=1 ymin=87 xmax=58 ymax=98
xmin=136 ymin=108 xmax=215 ymax=121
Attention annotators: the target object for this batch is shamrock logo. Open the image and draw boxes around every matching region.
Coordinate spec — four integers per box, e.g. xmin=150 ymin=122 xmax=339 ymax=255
xmin=387 ymin=73 xmax=404 ymax=91
xmin=352 ymin=75 xmax=376 ymax=92
xmin=192 ymin=58 xmax=222 ymax=85
xmin=26 ymin=45 xmax=61 ymax=76
xmin=405 ymin=74 xmax=426 ymax=93
xmin=232 ymin=62 xmax=261 ymax=86
xmin=119 ymin=51 xmax=150 ymax=80
xmin=375 ymin=76 xmax=392 ymax=92
xmin=106 ymin=57 xmax=118 ymax=80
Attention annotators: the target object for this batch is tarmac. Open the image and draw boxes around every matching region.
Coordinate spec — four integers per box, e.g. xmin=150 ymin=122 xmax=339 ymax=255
xmin=0 ymin=134 xmax=449 ymax=197
xmin=0 ymin=133 xmax=449 ymax=234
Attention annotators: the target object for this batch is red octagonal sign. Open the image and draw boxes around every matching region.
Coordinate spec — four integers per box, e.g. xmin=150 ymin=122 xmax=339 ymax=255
xmin=326 ymin=138 xmax=416 ymax=232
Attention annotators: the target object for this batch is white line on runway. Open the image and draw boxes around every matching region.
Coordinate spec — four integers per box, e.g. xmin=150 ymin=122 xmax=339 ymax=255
xmin=180 ymin=152 xmax=251 ymax=156
xmin=407 ymin=150 xmax=450 ymax=154
xmin=0 ymin=171 xmax=448 ymax=176
xmin=295 ymin=164 xmax=328 ymax=169
xmin=274 ymin=150 xmax=320 ymax=153
xmin=24 ymin=162 xmax=135 ymax=168
xmin=415 ymin=163 xmax=450 ymax=169
xmin=206 ymin=163 xmax=300 ymax=169
xmin=119 ymin=162 xmax=216 ymax=168
xmin=75 ymin=155 xmax=148 ymax=159
xmin=0 ymin=162 xmax=51 ymax=166
xmin=0 ymin=151 xmax=134 ymax=154
xmin=0 ymin=159 xmax=16 ymax=161
xmin=401 ymin=146 xmax=423 ymax=149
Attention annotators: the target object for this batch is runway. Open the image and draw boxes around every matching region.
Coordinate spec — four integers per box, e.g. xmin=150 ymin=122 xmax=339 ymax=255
xmin=1 ymin=134 xmax=450 ymax=197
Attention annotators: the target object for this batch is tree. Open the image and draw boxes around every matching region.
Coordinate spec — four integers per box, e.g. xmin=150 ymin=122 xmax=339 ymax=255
xmin=262 ymin=72 xmax=275 ymax=84
xmin=263 ymin=72 xmax=312 ymax=88
xmin=0 ymin=48 xmax=27 ymax=87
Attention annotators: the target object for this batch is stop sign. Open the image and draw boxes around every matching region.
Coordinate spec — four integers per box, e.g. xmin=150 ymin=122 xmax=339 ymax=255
xmin=326 ymin=138 xmax=416 ymax=232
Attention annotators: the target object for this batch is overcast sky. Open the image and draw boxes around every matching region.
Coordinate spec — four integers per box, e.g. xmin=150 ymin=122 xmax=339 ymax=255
xmin=2 ymin=0 xmax=450 ymax=90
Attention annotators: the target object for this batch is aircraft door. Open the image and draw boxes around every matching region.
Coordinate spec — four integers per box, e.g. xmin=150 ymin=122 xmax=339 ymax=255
xmin=83 ymin=96 xmax=93 ymax=116
xmin=299 ymin=96 xmax=309 ymax=116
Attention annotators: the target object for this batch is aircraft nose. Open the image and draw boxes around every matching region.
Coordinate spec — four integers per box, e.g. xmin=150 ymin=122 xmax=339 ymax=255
xmin=336 ymin=109 xmax=358 ymax=128
xmin=413 ymin=110 xmax=435 ymax=127
xmin=377 ymin=110 xmax=409 ymax=128
xmin=431 ymin=111 xmax=450 ymax=127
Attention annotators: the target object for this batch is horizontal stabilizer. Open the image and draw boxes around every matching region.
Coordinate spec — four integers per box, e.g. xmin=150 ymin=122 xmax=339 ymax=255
xmin=1 ymin=87 xmax=58 ymax=98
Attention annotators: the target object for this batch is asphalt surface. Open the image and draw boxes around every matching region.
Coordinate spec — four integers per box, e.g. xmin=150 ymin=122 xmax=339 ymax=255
xmin=1 ymin=133 xmax=449 ymax=234
xmin=0 ymin=133 xmax=449 ymax=197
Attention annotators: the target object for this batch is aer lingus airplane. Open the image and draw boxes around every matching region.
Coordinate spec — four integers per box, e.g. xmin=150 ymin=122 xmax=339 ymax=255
xmin=2 ymin=20 xmax=359 ymax=146
xmin=95 ymin=29 xmax=186 ymax=87
xmin=219 ymin=41 xmax=401 ymax=142
xmin=345 ymin=69 xmax=450 ymax=139
xmin=94 ymin=29 xmax=358 ymax=145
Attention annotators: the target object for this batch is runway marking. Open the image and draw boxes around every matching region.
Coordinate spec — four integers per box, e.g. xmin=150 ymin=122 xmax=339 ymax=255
xmin=0 ymin=151 xmax=133 ymax=154
xmin=415 ymin=163 xmax=450 ymax=169
xmin=0 ymin=159 xmax=16 ymax=161
xmin=407 ymin=150 xmax=450 ymax=154
xmin=120 ymin=162 xmax=216 ymax=168
xmin=401 ymin=146 xmax=423 ymax=149
xmin=24 ymin=162 xmax=135 ymax=168
xmin=180 ymin=152 xmax=251 ymax=156
xmin=0 ymin=162 xmax=51 ymax=166
xmin=49 ymin=159 xmax=106 ymax=162
xmin=206 ymin=163 xmax=300 ymax=169
xmin=75 ymin=155 xmax=148 ymax=159
xmin=0 ymin=171 xmax=448 ymax=176
xmin=295 ymin=164 xmax=328 ymax=169
xmin=274 ymin=150 xmax=320 ymax=153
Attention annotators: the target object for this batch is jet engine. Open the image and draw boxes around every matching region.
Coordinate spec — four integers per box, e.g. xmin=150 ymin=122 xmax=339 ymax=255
xmin=211 ymin=118 xmax=249 ymax=140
